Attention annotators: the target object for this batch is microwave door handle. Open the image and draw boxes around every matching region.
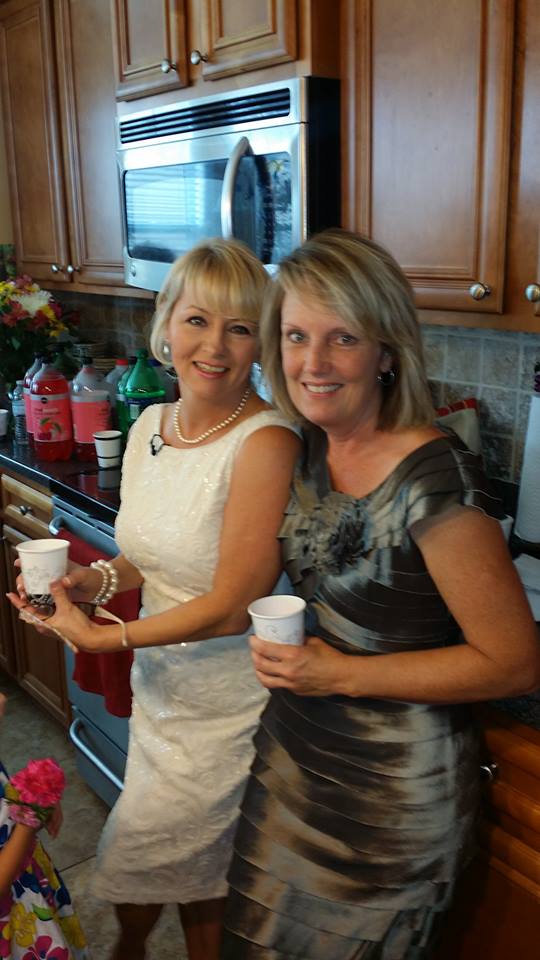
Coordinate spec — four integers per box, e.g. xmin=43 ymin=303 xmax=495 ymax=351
xmin=221 ymin=136 xmax=252 ymax=237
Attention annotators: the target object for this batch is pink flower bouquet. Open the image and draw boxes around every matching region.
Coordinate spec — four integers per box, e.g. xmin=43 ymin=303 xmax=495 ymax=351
xmin=4 ymin=758 xmax=66 ymax=829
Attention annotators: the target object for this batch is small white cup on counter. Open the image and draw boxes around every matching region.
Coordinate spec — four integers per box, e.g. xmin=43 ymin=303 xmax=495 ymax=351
xmin=248 ymin=595 xmax=306 ymax=645
xmin=93 ymin=429 xmax=122 ymax=468
xmin=0 ymin=409 xmax=9 ymax=439
xmin=16 ymin=538 xmax=70 ymax=606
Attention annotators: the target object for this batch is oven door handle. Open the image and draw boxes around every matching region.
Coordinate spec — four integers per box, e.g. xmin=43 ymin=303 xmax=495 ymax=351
xmin=68 ymin=717 xmax=124 ymax=791
xmin=49 ymin=514 xmax=66 ymax=537
xmin=221 ymin=135 xmax=252 ymax=238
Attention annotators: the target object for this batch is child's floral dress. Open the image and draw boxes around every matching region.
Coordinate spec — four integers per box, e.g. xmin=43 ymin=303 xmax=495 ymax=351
xmin=0 ymin=762 xmax=89 ymax=959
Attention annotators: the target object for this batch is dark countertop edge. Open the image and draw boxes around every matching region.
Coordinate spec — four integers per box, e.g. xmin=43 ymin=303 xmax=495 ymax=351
xmin=0 ymin=444 xmax=119 ymax=524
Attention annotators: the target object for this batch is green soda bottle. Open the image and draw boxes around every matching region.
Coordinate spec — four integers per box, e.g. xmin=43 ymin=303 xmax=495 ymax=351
xmin=124 ymin=349 xmax=166 ymax=432
xmin=116 ymin=356 xmax=136 ymax=441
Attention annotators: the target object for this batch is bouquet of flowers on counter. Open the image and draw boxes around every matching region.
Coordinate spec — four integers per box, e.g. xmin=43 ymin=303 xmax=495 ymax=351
xmin=0 ymin=275 xmax=79 ymax=389
xmin=3 ymin=757 xmax=66 ymax=828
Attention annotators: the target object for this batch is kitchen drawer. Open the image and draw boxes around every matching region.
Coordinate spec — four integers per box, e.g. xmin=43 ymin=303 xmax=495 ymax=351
xmin=1 ymin=474 xmax=53 ymax=538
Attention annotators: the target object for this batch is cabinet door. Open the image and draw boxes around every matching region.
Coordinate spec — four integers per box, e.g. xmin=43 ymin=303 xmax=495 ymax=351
xmin=53 ymin=0 xmax=124 ymax=286
xmin=344 ymin=0 xmax=514 ymax=313
xmin=198 ymin=0 xmax=297 ymax=80
xmin=111 ymin=0 xmax=188 ymax=100
xmin=0 ymin=535 xmax=17 ymax=676
xmin=3 ymin=526 xmax=69 ymax=727
xmin=0 ymin=0 xmax=70 ymax=284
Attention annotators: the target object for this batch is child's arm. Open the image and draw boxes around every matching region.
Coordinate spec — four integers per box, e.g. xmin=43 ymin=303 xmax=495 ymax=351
xmin=0 ymin=822 xmax=36 ymax=896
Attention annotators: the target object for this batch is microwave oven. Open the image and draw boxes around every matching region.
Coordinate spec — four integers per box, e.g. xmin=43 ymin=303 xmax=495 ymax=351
xmin=116 ymin=77 xmax=340 ymax=292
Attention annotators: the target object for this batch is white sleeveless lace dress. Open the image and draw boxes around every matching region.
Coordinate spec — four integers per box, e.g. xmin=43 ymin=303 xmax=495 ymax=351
xmin=90 ymin=404 xmax=295 ymax=904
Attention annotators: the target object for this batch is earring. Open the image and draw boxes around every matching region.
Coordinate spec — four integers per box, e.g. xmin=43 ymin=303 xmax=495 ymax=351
xmin=377 ymin=368 xmax=396 ymax=386
xmin=162 ymin=339 xmax=172 ymax=362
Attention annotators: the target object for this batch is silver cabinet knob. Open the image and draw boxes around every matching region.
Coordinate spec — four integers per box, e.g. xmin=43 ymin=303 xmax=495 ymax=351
xmin=51 ymin=263 xmax=65 ymax=274
xmin=160 ymin=58 xmax=178 ymax=73
xmin=525 ymin=283 xmax=540 ymax=303
xmin=480 ymin=762 xmax=498 ymax=782
xmin=190 ymin=49 xmax=208 ymax=65
xmin=469 ymin=282 xmax=491 ymax=300
xmin=18 ymin=504 xmax=33 ymax=516
xmin=66 ymin=264 xmax=79 ymax=276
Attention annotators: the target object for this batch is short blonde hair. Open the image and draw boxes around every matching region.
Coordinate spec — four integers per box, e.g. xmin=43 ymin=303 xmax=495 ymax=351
xmin=150 ymin=237 xmax=269 ymax=364
xmin=261 ymin=229 xmax=434 ymax=430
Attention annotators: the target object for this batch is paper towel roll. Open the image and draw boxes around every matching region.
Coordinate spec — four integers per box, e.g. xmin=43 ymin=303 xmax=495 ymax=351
xmin=515 ymin=392 xmax=540 ymax=542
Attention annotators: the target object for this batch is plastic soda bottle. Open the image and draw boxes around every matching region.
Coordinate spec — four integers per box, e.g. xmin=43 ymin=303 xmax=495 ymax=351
xmin=23 ymin=353 xmax=44 ymax=447
xmin=116 ymin=356 xmax=136 ymax=441
xmin=9 ymin=381 xmax=27 ymax=443
xmin=124 ymin=350 xmax=166 ymax=432
xmin=71 ymin=356 xmax=112 ymax=461
xmin=105 ymin=359 xmax=129 ymax=426
xmin=149 ymin=358 xmax=178 ymax=402
xmin=30 ymin=361 xmax=73 ymax=461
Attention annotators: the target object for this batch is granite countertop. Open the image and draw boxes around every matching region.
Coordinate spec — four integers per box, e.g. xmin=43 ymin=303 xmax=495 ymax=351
xmin=1 ymin=437 xmax=539 ymax=729
xmin=0 ymin=438 xmax=120 ymax=524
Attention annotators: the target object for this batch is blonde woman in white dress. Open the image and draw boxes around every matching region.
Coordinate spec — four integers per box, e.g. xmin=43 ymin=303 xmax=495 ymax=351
xmin=9 ymin=238 xmax=300 ymax=960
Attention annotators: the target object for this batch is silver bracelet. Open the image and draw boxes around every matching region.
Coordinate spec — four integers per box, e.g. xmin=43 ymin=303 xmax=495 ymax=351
xmin=89 ymin=560 xmax=119 ymax=605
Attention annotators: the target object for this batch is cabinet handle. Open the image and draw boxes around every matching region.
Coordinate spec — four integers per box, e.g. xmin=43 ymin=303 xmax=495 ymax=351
xmin=469 ymin=282 xmax=491 ymax=300
xmin=479 ymin=762 xmax=498 ymax=782
xmin=525 ymin=283 xmax=540 ymax=303
xmin=18 ymin=505 xmax=33 ymax=516
xmin=160 ymin=58 xmax=178 ymax=73
xmin=189 ymin=49 xmax=208 ymax=66
xmin=51 ymin=263 xmax=66 ymax=274
xmin=66 ymin=264 xmax=79 ymax=276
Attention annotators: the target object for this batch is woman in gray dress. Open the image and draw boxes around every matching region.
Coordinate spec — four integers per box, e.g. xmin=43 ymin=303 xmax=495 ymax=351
xmin=222 ymin=229 xmax=540 ymax=959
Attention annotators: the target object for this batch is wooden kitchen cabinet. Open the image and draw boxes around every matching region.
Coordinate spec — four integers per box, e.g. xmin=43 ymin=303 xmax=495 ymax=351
xmin=0 ymin=472 xmax=69 ymax=726
xmin=197 ymin=0 xmax=297 ymax=81
xmin=434 ymin=707 xmax=540 ymax=959
xmin=111 ymin=0 xmax=189 ymax=100
xmin=343 ymin=0 xmax=514 ymax=316
xmin=0 ymin=0 xmax=125 ymax=289
xmin=110 ymin=0 xmax=296 ymax=97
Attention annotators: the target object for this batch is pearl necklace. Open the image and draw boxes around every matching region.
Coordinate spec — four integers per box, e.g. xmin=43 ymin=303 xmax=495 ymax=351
xmin=173 ymin=386 xmax=251 ymax=444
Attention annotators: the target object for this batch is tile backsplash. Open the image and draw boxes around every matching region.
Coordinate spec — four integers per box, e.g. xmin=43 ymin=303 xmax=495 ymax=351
xmin=423 ymin=324 xmax=540 ymax=482
xmin=58 ymin=291 xmax=540 ymax=484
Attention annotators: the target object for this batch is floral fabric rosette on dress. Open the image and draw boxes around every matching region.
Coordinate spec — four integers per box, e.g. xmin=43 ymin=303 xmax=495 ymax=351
xmin=3 ymin=759 xmax=65 ymax=830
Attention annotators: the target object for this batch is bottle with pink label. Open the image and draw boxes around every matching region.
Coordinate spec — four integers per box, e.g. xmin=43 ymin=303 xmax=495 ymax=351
xmin=23 ymin=353 xmax=45 ymax=448
xmin=70 ymin=356 xmax=112 ymax=461
xmin=30 ymin=361 xmax=73 ymax=462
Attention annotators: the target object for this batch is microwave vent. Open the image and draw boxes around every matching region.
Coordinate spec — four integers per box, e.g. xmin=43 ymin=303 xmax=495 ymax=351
xmin=119 ymin=88 xmax=292 ymax=145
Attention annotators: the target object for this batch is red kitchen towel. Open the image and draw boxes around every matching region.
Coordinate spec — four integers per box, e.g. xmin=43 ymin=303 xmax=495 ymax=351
xmin=59 ymin=529 xmax=138 ymax=717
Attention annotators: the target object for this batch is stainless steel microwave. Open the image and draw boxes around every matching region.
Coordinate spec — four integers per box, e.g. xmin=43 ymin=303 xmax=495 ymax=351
xmin=116 ymin=77 xmax=340 ymax=292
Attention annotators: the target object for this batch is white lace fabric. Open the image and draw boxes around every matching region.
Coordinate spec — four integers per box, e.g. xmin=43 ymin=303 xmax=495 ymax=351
xmin=90 ymin=404 xmax=295 ymax=904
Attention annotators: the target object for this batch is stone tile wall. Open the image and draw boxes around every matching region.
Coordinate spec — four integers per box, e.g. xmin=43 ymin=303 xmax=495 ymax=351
xmin=423 ymin=325 xmax=540 ymax=481
xmin=57 ymin=291 xmax=540 ymax=483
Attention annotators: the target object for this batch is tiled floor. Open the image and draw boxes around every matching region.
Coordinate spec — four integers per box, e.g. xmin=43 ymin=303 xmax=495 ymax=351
xmin=0 ymin=671 xmax=188 ymax=959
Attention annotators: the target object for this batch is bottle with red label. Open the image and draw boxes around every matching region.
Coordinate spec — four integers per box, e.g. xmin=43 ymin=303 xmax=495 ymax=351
xmin=30 ymin=360 xmax=73 ymax=461
xmin=23 ymin=353 xmax=45 ymax=447
xmin=70 ymin=356 xmax=112 ymax=461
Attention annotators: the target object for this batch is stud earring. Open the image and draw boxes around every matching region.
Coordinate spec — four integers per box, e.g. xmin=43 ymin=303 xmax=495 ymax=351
xmin=377 ymin=368 xmax=396 ymax=386
xmin=162 ymin=339 xmax=172 ymax=362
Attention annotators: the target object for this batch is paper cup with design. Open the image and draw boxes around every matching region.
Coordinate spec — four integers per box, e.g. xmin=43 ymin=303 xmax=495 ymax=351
xmin=93 ymin=429 xmax=122 ymax=468
xmin=248 ymin=595 xmax=306 ymax=645
xmin=16 ymin=539 xmax=70 ymax=607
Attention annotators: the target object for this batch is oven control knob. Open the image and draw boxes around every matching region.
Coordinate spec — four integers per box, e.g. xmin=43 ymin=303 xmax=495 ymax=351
xmin=130 ymin=264 xmax=137 ymax=277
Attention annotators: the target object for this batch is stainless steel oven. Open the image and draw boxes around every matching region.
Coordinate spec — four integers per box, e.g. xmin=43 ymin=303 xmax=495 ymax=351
xmin=117 ymin=77 xmax=340 ymax=291
xmin=49 ymin=495 xmax=129 ymax=807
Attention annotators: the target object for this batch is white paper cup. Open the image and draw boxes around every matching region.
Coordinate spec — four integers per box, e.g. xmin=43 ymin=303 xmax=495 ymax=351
xmin=16 ymin=538 xmax=70 ymax=606
xmin=96 ymin=453 xmax=122 ymax=468
xmin=93 ymin=429 xmax=122 ymax=457
xmin=248 ymin=595 xmax=306 ymax=645
xmin=0 ymin=409 xmax=8 ymax=438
